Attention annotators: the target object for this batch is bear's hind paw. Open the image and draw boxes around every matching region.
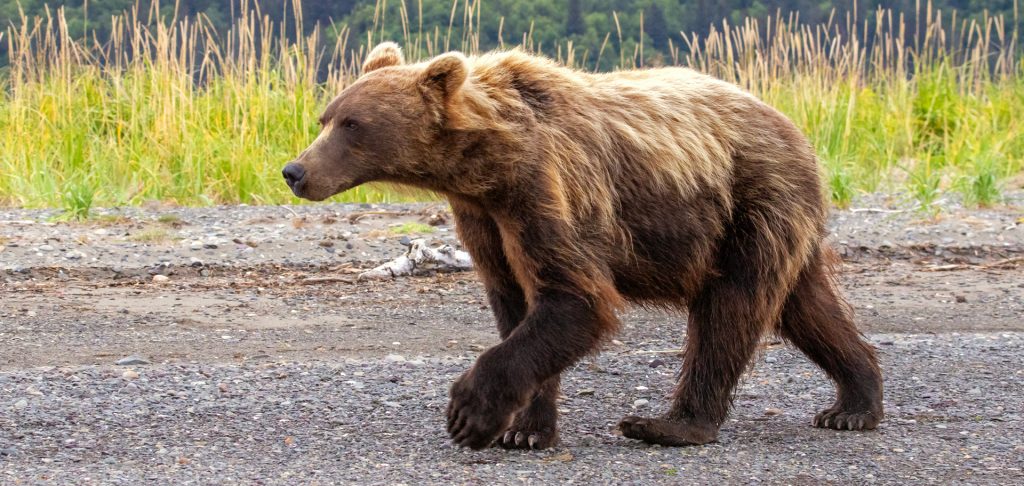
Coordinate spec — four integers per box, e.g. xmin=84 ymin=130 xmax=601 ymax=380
xmin=618 ymin=415 xmax=717 ymax=446
xmin=813 ymin=408 xmax=881 ymax=431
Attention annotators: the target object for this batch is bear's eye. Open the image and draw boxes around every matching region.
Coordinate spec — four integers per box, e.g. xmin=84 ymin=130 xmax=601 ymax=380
xmin=342 ymin=119 xmax=359 ymax=131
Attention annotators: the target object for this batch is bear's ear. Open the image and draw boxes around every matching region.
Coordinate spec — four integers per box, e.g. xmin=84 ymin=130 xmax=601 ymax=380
xmin=362 ymin=42 xmax=404 ymax=73
xmin=419 ymin=52 xmax=468 ymax=100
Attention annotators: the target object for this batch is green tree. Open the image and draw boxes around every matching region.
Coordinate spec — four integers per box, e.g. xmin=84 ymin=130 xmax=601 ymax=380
xmin=566 ymin=0 xmax=585 ymax=36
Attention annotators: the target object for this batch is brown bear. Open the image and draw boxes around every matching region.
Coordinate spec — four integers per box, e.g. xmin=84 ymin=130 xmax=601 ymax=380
xmin=282 ymin=42 xmax=884 ymax=450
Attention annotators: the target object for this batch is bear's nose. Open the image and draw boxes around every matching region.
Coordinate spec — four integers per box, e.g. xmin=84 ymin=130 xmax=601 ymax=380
xmin=282 ymin=163 xmax=306 ymax=187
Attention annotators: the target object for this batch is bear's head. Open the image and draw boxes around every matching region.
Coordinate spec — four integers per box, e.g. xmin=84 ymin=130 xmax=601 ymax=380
xmin=282 ymin=42 xmax=473 ymax=201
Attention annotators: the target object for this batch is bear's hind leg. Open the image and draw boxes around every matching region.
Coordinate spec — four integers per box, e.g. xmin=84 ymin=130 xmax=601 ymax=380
xmin=619 ymin=272 xmax=772 ymax=445
xmin=779 ymin=249 xmax=883 ymax=430
xmin=619 ymin=199 xmax=806 ymax=446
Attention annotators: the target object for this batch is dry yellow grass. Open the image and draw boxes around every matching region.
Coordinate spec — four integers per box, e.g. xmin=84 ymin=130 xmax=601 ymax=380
xmin=0 ymin=1 xmax=1019 ymax=213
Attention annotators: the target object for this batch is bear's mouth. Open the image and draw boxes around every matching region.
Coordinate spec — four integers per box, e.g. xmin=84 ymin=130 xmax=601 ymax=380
xmin=333 ymin=177 xmax=366 ymax=197
xmin=299 ymin=177 xmax=365 ymax=202
xmin=286 ymin=177 xmax=307 ymax=198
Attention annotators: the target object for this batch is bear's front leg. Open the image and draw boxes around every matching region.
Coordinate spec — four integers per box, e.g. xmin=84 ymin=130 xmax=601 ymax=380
xmin=446 ymin=351 xmax=533 ymax=450
xmin=447 ymin=289 xmax=610 ymax=449
xmin=449 ymin=200 xmax=565 ymax=449
xmin=497 ymin=376 xmax=560 ymax=449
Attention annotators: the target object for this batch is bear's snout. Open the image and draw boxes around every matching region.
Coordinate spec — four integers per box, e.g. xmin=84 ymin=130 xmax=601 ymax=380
xmin=282 ymin=162 xmax=307 ymax=196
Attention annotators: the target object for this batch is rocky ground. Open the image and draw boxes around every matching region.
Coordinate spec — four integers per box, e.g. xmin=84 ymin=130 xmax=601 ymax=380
xmin=1 ymin=194 xmax=1022 ymax=484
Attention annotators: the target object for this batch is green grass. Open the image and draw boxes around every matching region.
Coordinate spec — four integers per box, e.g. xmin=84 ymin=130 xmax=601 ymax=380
xmin=389 ymin=222 xmax=437 ymax=235
xmin=157 ymin=214 xmax=182 ymax=224
xmin=59 ymin=177 xmax=95 ymax=220
xmin=127 ymin=227 xmax=173 ymax=244
xmin=0 ymin=1 xmax=1020 ymax=211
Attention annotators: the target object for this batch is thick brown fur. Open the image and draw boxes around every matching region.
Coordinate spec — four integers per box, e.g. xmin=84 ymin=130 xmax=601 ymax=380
xmin=284 ymin=44 xmax=884 ymax=450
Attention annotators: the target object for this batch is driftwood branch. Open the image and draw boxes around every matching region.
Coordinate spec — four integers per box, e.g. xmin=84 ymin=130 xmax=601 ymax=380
xmin=358 ymin=238 xmax=473 ymax=280
xmin=297 ymin=276 xmax=355 ymax=285
xmin=921 ymin=256 xmax=1024 ymax=272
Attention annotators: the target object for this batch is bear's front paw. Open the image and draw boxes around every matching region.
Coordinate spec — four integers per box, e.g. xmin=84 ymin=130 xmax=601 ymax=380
xmin=497 ymin=391 xmax=560 ymax=450
xmin=497 ymin=427 xmax=559 ymax=450
xmin=446 ymin=371 xmax=517 ymax=450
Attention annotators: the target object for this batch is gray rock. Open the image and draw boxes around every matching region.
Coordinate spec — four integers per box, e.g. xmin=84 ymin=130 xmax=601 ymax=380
xmin=116 ymin=356 xmax=150 ymax=366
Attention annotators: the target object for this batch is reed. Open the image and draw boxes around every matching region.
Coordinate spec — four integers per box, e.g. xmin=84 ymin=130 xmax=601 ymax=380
xmin=674 ymin=3 xmax=1022 ymax=208
xmin=0 ymin=0 xmax=1019 ymax=211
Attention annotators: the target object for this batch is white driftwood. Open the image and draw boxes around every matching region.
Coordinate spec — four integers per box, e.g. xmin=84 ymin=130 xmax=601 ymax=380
xmin=358 ymin=238 xmax=473 ymax=280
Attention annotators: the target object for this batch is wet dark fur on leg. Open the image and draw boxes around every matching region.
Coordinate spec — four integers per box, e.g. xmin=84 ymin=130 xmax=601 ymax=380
xmin=780 ymin=248 xmax=884 ymax=430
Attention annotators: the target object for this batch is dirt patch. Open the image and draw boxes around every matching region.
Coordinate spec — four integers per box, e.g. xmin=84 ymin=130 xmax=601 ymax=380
xmin=1 ymin=260 xmax=1020 ymax=370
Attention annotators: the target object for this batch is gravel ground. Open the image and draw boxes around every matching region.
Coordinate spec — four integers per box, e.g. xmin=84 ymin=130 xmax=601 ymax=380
xmin=0 ymin=192 xmax=1021 ymax=275
xmin=1 ymin=333 xmax=1021 ymax=484
xmin=1 ymin=194 xmax=1022 ymax=484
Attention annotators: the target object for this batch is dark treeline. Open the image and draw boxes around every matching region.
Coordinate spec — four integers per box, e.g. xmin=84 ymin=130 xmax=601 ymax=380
xmin=1 ymin=1 xmax=1020 ymax=69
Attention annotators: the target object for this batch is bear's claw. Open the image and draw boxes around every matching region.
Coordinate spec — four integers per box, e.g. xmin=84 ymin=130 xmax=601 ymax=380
xmin=813 ymin=407 xmax=881 ymax=431
xmin=497 ymin=428 xmax=558 ymax=450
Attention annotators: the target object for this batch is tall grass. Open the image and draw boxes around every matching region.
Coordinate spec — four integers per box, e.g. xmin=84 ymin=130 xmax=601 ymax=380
xmin=0 ymin=1 xmax=1020 ymax=210
xmin=672 ymin=3 xmax=1023 ymax=208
